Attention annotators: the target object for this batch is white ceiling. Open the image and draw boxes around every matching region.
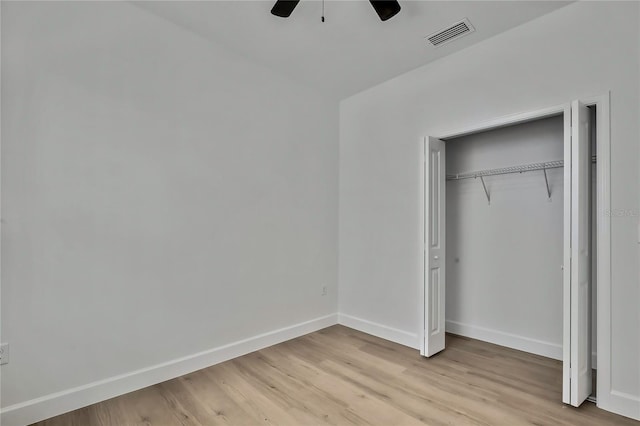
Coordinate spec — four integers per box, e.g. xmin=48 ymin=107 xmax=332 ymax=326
xmin=133 ymin=1 xmax=571 ymax=100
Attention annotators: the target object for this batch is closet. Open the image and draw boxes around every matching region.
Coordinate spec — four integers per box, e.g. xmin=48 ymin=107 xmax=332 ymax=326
xmin=444 ymin=115 xmax=568 ymax=364
xmin=421 ymin=103 xmax=600 ymax=408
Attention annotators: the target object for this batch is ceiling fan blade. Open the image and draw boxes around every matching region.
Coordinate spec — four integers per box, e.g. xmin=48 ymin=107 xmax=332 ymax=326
xmin=369 ymin=0 xmax=401 ymax=21
xmin=271 ymin=0 xmax=301 ymax=18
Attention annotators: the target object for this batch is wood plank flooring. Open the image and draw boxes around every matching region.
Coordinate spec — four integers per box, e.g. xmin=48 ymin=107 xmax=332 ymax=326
xmin=34 ymin=325 xmax=639 ymax=426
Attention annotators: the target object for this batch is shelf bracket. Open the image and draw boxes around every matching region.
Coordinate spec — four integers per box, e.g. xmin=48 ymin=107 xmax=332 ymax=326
xmin=543 ymin=168 xmax=552 ymax=200
xmin=478 ymin=176 xmax=490 ymax=205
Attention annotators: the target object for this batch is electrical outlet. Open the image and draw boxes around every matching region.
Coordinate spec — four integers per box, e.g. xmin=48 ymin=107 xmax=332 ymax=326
xmin=0 ymin=343 xmax=8 ymax=365
xmin=321 ymin=286 xmax=328 ymax=296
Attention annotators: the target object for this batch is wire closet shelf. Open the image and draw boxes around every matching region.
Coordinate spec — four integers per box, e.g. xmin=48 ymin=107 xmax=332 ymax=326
xmin=446 ymin=156 xmax=597 ymax=204
xmin=446 ymin=159 xmax=564 ymax=181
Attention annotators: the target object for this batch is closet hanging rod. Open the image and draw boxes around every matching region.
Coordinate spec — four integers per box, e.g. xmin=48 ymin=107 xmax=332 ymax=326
xmin=446 ymin=155 xmax=596 ymax=181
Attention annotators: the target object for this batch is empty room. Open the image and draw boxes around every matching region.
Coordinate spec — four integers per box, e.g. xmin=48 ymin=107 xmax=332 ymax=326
xmin=1 ymin=1 xmax=639 ymax=425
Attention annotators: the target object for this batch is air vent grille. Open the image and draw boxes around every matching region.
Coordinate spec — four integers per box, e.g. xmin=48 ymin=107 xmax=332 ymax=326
xmin=426 ymin=18 xmax=475 ymax=47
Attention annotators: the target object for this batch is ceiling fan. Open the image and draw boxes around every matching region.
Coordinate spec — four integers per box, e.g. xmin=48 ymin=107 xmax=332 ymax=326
xmin=271 ymin=0 xmax=401 ymax=22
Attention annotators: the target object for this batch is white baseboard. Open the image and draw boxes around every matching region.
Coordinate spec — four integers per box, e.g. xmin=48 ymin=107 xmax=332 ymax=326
xmin=446 ymin=320 xmax=563 ymax=360
xmin=601 ymin=390 xmax=640 ymax=421
xmin=337 ymin=313 xmax=418 ymax=349
xmin=1 ymin=313 xmax=338 ymax=426
xmin=445 ymin=320 xmax=598 ymax=367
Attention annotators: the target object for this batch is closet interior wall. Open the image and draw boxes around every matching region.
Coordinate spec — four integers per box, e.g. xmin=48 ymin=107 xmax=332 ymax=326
xmin=444 ymin=115 xmax=597 ymax=361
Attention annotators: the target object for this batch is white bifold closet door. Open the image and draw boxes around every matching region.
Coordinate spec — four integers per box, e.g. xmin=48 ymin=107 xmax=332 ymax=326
xmin=423 ymin=137 xmax=446 ymax=357
xmin=567 ymin=101 xmax=593 ymax=406
xmin=424 ymin=102 xmax=593 ymax=407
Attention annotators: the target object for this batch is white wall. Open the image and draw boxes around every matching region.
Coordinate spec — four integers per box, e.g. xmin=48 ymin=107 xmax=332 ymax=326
xmin=339 ymin=1 xmax=639 ymax=419
xmin=444 ymin=117 xmax=565 ymax=358
xmin=1 ymin=0 xmax=338 ymax=420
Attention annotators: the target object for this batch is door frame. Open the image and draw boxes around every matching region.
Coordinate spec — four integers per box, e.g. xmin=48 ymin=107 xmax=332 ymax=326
xmin=420 ymin=93 xmax=611 ymax=410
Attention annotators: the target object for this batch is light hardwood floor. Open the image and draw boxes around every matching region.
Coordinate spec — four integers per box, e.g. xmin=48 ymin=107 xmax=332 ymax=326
xmin=34 ymin=325 xmax=638 ymax=426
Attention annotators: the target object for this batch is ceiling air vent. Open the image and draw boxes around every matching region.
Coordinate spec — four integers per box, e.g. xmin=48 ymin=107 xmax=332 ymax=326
xmin=426 ymin=18 xmax=475 ymax=47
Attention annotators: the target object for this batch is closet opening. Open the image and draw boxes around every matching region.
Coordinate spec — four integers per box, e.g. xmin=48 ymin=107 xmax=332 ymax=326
xmin=421 ymin=100 xmax=604 ymax=409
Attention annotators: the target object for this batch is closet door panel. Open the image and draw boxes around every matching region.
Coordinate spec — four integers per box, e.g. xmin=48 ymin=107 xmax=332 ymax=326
xmin=562 ymin=105 xmax=572 ymax=405
xmin=424 ymin=137 xmax=446 ymax=357
xmin=570 ymin=101 xmax=592 ymax=407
